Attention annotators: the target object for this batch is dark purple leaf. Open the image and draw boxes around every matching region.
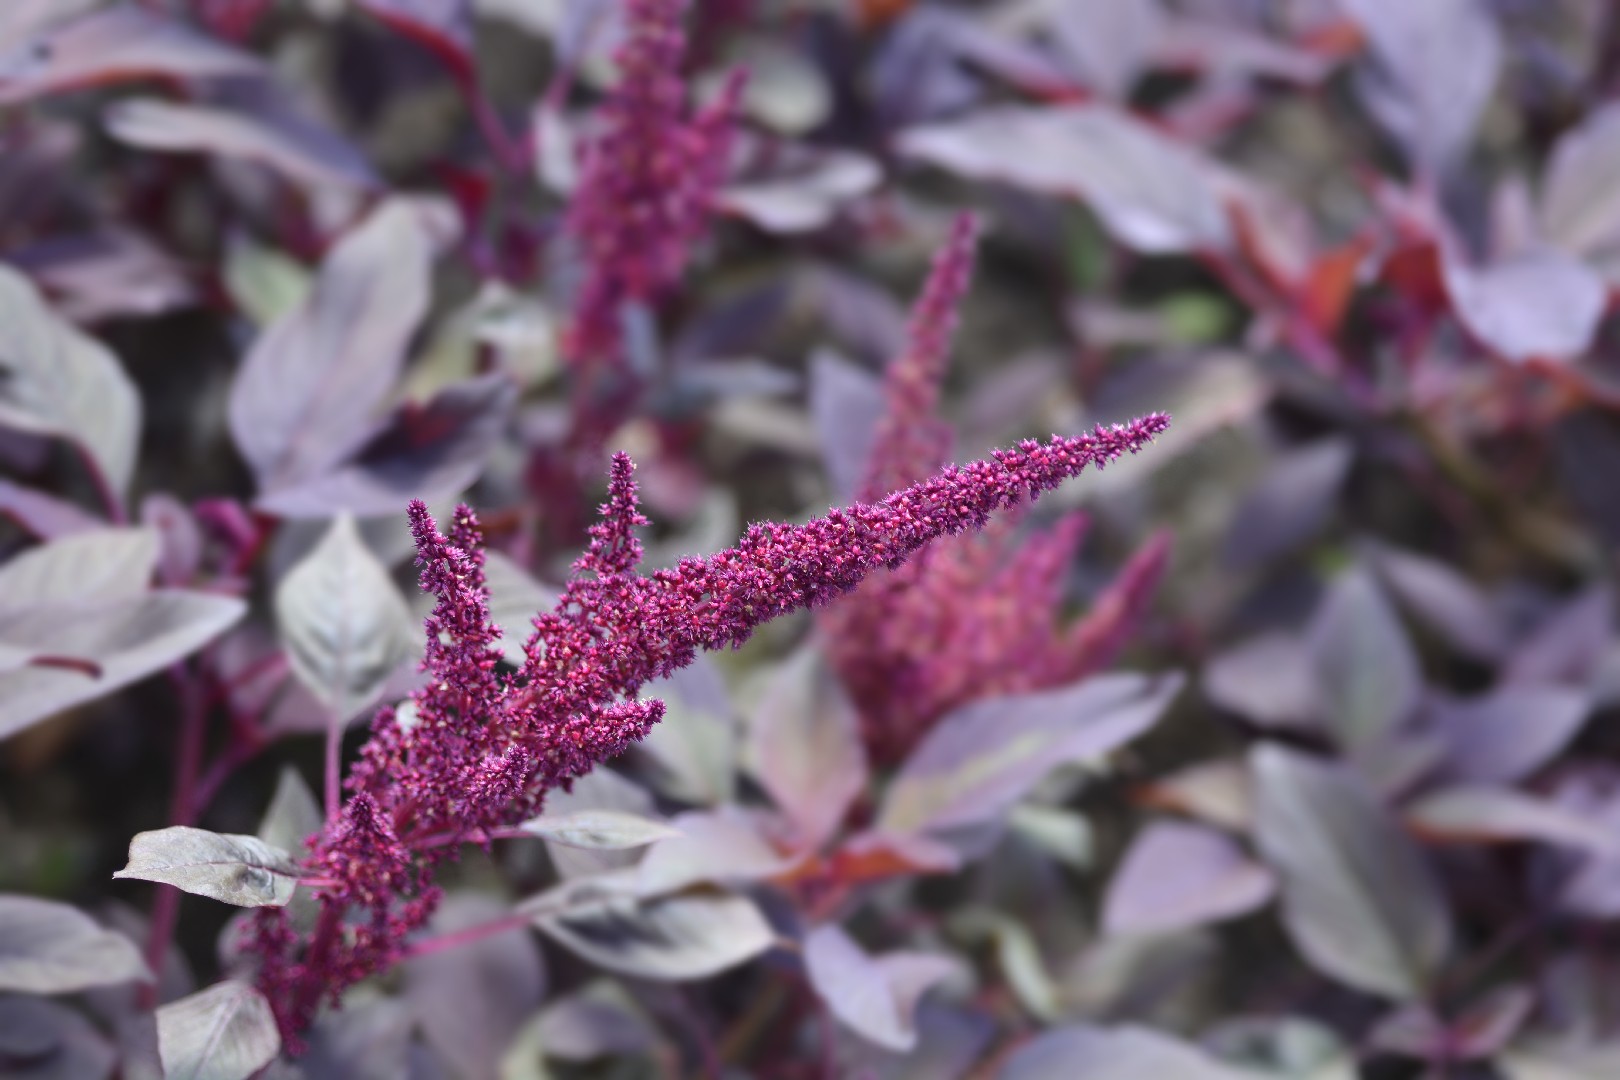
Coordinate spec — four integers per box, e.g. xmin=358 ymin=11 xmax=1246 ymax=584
xmin=1203 ymin=633 xmax=1318 ymax=731
xmin=1369 ymin=986 xmax=1532 ymax=1061
xmin=355 ymin=0 xmax=474 ymax=76
xmin=1253 ymin=747 xmax=1452 ymax=1000
xmin=1221 ymin=439 xmax=1352 ymax=568
xmin=229 ymin=198 xmax=447 ymax=496
xmin=529 ymin=992 xmax=656 ymax=1062
xmin=748 ymin=648 xmax=867 ymax=850
xmin=0 ymin=8 xmax=262 ymax=105
xmin=1309 ymin=568 xmax=1421 ymax=752
xmin=1404 ymin=785 xmax=1615 ymax=852
xmin=1372 ymin=545 xmax=1509 ymax=662
xmin=804 ymin=924 xmax=958 ymax=1052
xmin=1540 ymin=100 xmax=1620 ymax=256
xmin=1425 ymin=685 xmax=1591 ymax=784
xmin=1101 ymin=821 xmax=1276 ymax=936
xmin=300 ymin=996 xmax=412 ymax=1080
xmin=12 ymin=228 xmax=196 ymax=322
xmin=404 ymin=892 xmax=545 ymax=1080
xmin=0 ymin=994 xmax=117 ymax=1080
xmin=1549 ymin=768 xmax=1620 ymax=918
xmin=1554 ymin=410 xmax=1620 ymax=551
xmin=840 ymin=1004 xmax=995 ymax=1080
xmin=1442 ymin=246 xmax=1607 ymax=364
xmin=1504 ymin=586 xmax=1614 ymax=689
xmin=898 ymin=104 xmax=1231 ymax=254
xmin=877 ymin=673 xmax=1183 ymax=836
xmin=999 ymin=1024 xmax=1257 ymax=1080
xmin=1339 ymin=0 xmax=1501 ymax=173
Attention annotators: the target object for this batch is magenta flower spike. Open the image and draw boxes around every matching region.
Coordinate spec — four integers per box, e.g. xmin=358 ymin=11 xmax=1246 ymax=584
xmin=249 ymin=417 xmax=1168 ymax=1038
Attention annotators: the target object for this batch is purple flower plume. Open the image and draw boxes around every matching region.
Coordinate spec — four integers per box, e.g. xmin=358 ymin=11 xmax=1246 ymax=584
xmin=250 ymin=416 xmax=1166 ymax=1037
xmin=821 ymin=218 xmax=1172 ymax=764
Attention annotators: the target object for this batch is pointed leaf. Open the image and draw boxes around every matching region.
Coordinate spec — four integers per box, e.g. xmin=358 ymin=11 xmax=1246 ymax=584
xmin=0 ymin=895 xmax=150 ymax=994
xmin=535 ymin=888 xmax=775 ymax=981
xmin=0 ymin=264 xmax=140 ymax=500
xmin=155 ymin=981 xmax=280 ymax=1080
xmin=1541 ymin=101 xmax=1620 ymax=256
xmin=228 ymin=198 xmax=445 ymax=493
xmin=1373 ymin=545 xmax=1508 ymax=662
xmin=115 ymin=827 xmax=301 ymax=908
xmin=878 ymin=673 xmax=1181 ymax=836
xmin=258 ymin=767 xmax=323 ymax=859
xmin=1204 ymin=633 xmax=1318 ymax=731
xmin=518 ymin=809 xmax=680 ymax=850
xmin=1309 ymin=569 xmax=1420 ymax=751
xmin=999 ymin=1023 xmax=1259 ymax=1080
xmin=1427 ymin=685 xmax=1591 ymax=784
xmin=748 ymin=647 xmax=867 ymax=849
xmin=804 ymin=924 xmax=957 ymax=1052
xmin=1102 ymin=821 xmax=1276 ymax=936
xmin=1253 ymin=747 xmax=1452 ymax=999
xmin=1404 ymin=785 xmax=1616 ymax=852
xmin=273 ymin=514 xmax=416 ymax=721
xmin=634 ymin=807 xmax=802 ymax=896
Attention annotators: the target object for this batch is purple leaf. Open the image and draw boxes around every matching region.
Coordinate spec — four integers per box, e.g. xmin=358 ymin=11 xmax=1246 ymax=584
xmin=898 ymin=104 xmax=1230 ymax=254
xmin=1504 ymin=586 xmax=1614 ymax=689
xmin=748 ymin=647 xmax=867 ymax=850
xmin=528 ymin=992 xmax=656 ymax=1062
xmin=804 ymin=924 xmax=958 ymax=1052
xmin=154 ymin=981 xmax=280 ymax=1080
xmin=636 ymin=654 xmax=740 ymax=805
xmin=0 ymin=477 xmax=102 ymax=539
xmin=114 ymin=827 xmax=301 ymax=908
xmin=1372 ymin=545 xmax=1509 ymax=662
xmin=1221 ymin=438 xmax=1352 ymax=568
xmin=1203 ymin=633 xmax=1318 ymax=731
xmin=403 ymin=893 xmax=545 ymax=1080
xmin=1042 ymin=0 xmax=1166 ymax=99
xmin=1549 ymin=768 xmax=1620 ymax=919
xmin=1370 ymin=986 xmax=1533 ymax=1062
xmin=1101 ymin=820 xmax=1276 ymax=936
xmin=0 ymin=895 xmax=151 ymax=994
xmin=808 ymin=348 xmax=885 ymax=504
xmin=720 ymin=149 xmax=881 ymax=234
xmin=537 ymin=767 xmax=657 ymax=881
xmin=1309 ymin=568 xmax=1422 ymax=752
xmin=1540 ymin=101 xmax=1620 ymax=257
xmin=634 ymin=806 xmax=802 ymax=895
xmin=1404 ymin=785 xmax=1616 ymax=853
xmin=228 ymin=198 xmax=448 ymax=495
xmin=12 ymin=228 xmax=196 ymax=322
xmin=1339 ymin=0 xmax=1501 ymax=173
xmin=999 ymin=1023 xmax=1257 ymax=1080
xmin=0 ymin=8 xmax=262 ymax=106
xmin=1253 ymin=747 xmax=1452 ymax=1000
xmin=1425 ymin=685 xmax=1591 ymax=785
xmin=877 ymin=673 xmax=1182 ymax=836
xmin=104 ymin=97 xmax=380 ymax=193
xmin=1442 ymin=246 xmax=1607 ymax=364
xmin=355 ymin=0 xmax=474 ymax=75
xmin=1134 ymin=758 xmax=1255 ymax=834
xmin=256 ymin=375 xmax=516 ymax=518
xmin=0 ymin=995 xmax=117 ymax=1080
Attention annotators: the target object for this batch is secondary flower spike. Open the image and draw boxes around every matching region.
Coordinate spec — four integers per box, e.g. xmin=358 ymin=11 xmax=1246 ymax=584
xmin=249 ymin=414 xmax=1168 ymax=1039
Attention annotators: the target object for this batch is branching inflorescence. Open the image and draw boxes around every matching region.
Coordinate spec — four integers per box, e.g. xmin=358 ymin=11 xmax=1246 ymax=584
xmin=250 ymin=416 xmax=1168 ymax=1039
xmin=820 ymin=215 xmax=1173 ymax=765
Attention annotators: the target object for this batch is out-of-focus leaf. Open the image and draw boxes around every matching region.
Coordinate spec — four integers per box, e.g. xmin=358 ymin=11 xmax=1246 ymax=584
xmin=404 ymin=893 xmax=545 ymax=1080
xmin=273 ymin=514 xmax=416 ymax=722
xmin=155 ymin=981 xmax=280 ymax=1080
xmin=0 ymin=994 xmax=117 ymax=1080
xmin=1221 ymin=439 xmax=1352 ymax=568
xmin=0 ymin=8 xmax=262 ymax=105
xmin=720 ymin=151 xmax=880 ymax=234
xmin=1370 ymin=986 xmax=1533 ymax=1062
xmin=223 ymin=235 xmax=311 ymax=329
xmin=537 ymin=767 xmax=656 ymax=881
xmin=998 ymin=1023 xmax=1258 ymax=1080
xmin=514 ymin=985 xmax=656 ymax=1064
xmin=534 ymin=887 xmax=775 ymax=981
xmin=518 ymin=809 xmax=680 ymax=850
xmin=804 ymin=924 xmax=957 ymax=1052
xmin=1550 ymin=768 xmax=1620 ymax=918
xmin=1426 ymin=685 xmax=1591 ymax=784
xmin=634 ymin=807 xmax=801 ymax=895
xmin=1504 ymin=587 xmax=1614 ymax=689
xmin=1501 ymin=1037 xmax=1620 ymax=1080
xmin=748 ymin=647 xmax=867 ymax=849
xmin=1405 ymin=785 xmax=1616 ymax=852
xmin=0 ymin=895 xmax=150 ymax=994
xmin=0 ymin=527 xmax=155 ymax=609
xmin=105 ymin=98 xmax=379 ymax=193
xmin=0 ymin=478 xmax=101 ymax=539
xmin=0 ymin=0 xmax=99 ymax=47
xmin=636 ymin=656 xmax=739 ymax=805
xmin=1308 ymin=568 xmax=1421 ymax=752
xmin=808 ymin=348 xmax=885 ymax=503
xmin=1372 ymin=545 xmax=1508 ymax=662
xmin=1553 ymin=411 xmax=1620 ymax=553
xmin=355 ymin=0 xmax=473 ymax=73
xmin=899 ymin=104 xmax=1230 ymax=254
xmin=14 ymin=227 xmax=196 ymax=323
xmin=1101 ymin=821 xmax=1276 ymax=936
xmin=948 ymin=909 xmax=1060 ymax=1020
xmin=229 ymin=198 xmax=444 ymax=495
xmin=260 ymin=374 xmax=516 ymax=518
xmin=482 ymin=549 xmax=557 ymax=667
xmin=1203 ymin=634 xmax=1317 ymax=732
xmin=1442 ymin=247 xmax=1607 ymax=364
xmin=1252 ymin=747 xmax=1452 ymax=1000
xmin=300 ymin=996 xmax=412 ymax=1080
xmin=1134 ymin=759 xmax=1255 ymax=833
xmin=1039 ymin=0 xmax=1165 ymax=99
xmin=1008 ymin=804 xmax=1095 ymax=869
xmin=1339 ymin=0 xmax=1501 ymax=173
xmin=838 ymin=1003 xmax=996 ymax=1080
xmin=1541 ymin=101 xmax=1620 ymax=257
xmin=258 ymin=767 xmax=323 ymax=860
xmin=1056 ymin=927 xmax=1217 ymax=1021
xmin=0 ymin=264 xmax=140 ymax=500
xmin=114 ymin=827 xmax=300 ymax=908
xmin=878 ymin=673 xmax=1182 ymax=836
xmin=1205 ymin=1016 xmax=1356 ymax=1080
xmin=717 ymin=35 xmax=829 ymax=135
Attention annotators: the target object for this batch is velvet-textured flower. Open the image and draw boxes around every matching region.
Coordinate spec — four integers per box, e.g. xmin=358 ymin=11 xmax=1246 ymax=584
xmin=820 ymin=219 xmax=1172 ymax=765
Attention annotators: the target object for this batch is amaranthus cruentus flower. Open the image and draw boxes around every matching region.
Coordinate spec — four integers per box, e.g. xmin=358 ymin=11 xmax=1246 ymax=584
xmin=250 ymin=416 xmax=1168 ymax=1039
xmin=819 ymin=215 xmax=1172 ymax=765
xmin=562 ymin=0 xmax=743 ymax=369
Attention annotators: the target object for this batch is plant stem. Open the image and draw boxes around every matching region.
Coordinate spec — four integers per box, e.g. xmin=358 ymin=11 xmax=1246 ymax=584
xmin=324 ymin=704 xmax=343 ymax=825
xmin=397 ymin=911 xmax=535 ymax=960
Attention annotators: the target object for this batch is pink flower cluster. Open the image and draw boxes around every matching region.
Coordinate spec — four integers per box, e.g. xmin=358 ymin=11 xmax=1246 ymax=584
xmin=820 ymin=215 xmax=1172 ymax=765
xmin=563 ymin=0 xmax=743 ymax=368
xmin=251 ymin=415 xmax=1168 ymax=1037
